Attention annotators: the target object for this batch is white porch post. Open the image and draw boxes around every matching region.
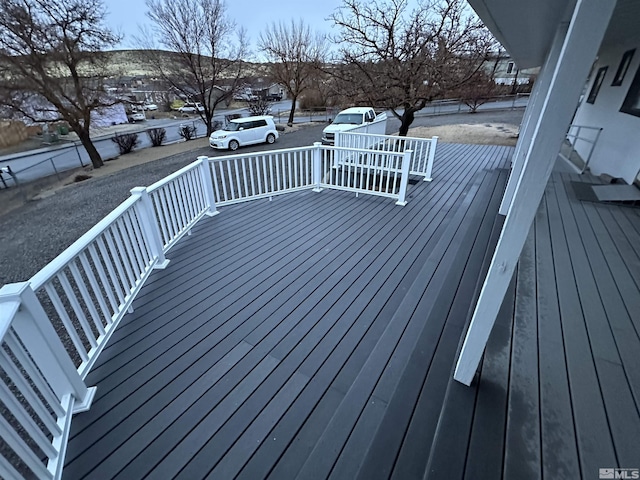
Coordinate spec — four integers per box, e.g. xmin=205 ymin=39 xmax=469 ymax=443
xmin=454 ymin=0 xmax=616 ymax=386
xmin=198 ymin=155 xmax=219 ymax=216
xmin=498 ymin=24 xmax=567 ymax=216
xmin=396 ymin=150 xmax=413 ymax=206
xmin=424 ymin=136 xmax=438 ymax=182
xmin=312 ymin=142 xmax=323 ymax=192
xmin=130 ymin=187 xmax=170 ymax=269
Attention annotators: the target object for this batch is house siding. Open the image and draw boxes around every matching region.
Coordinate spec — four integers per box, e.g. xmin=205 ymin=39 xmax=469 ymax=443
xmin=573 ymin=34 xmax=640 ymax=183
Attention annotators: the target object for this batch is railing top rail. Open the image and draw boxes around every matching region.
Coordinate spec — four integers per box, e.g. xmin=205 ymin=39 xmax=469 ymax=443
xmin=147 ymin=159 xmax=202 ymax=193
xmin=29 ymin=195 xmax=139 ymax=291
xmin=323 ymin=145 xmax=408 ymax=157
xmin=205 ymin=145 xmax=315 ymax=163
xmin=338 ymin=131 xmax=437 ymax=142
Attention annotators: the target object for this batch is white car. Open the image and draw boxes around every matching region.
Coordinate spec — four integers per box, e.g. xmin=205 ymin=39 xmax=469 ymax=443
xmin=179 ymin=102 xmax=205 ymax=114
xmin=143 ymin=103 xmax=158 ymax=111
xmin=128 ymin=111 xmax=146 ymax=122
xmin=209 ymin=116 xmax=279 ymax=151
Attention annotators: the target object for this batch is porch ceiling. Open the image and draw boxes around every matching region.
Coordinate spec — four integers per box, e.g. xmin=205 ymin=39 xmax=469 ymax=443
xmin=468 ymin=0 xmax=640 ymax=68
xmin=467 ymin=0 xmax=575 ymax=68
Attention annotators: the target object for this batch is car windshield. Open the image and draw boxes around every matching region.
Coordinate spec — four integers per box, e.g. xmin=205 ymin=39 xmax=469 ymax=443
xmin=333 ymin=113 xmax=364 ymax=125
xmin=224 ymin=122 xmax=242 ymax=131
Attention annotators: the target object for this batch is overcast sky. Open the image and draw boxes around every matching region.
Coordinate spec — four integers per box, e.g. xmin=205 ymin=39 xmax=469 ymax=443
xmin=105 ymin=0 xmax=344 ymax=53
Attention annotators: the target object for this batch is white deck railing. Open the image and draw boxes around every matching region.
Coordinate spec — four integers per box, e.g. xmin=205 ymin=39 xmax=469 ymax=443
xmin=335 ymin=132 xmax=438 ymax=181
xmin=319 ymin=145 xmax=411 ymax=205
xmin=207 ymin=147 xmax=315 ymax=205
xmin=0 ymin=139 xmax=431 ymax=478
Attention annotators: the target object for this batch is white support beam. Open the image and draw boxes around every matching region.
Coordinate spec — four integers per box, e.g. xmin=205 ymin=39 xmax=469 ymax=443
xmin=454 ymin=0 xmax=616 ymax=386
xmin=498 ymin=24 xmax=568 ymax=216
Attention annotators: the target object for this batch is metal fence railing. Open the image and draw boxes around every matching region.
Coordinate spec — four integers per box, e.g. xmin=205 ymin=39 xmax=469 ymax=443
xmin=558 ymin=124 xmax=603 ymax=173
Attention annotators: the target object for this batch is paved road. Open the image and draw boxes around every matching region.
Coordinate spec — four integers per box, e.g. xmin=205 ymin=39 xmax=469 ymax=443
xmin=0 ymin=100 xmax=297 ymax=184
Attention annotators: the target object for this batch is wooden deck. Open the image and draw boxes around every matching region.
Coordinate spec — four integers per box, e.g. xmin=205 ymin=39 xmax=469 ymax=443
xmin=424 ymin=171 xmax=640 ymax=479
xmin=61 ymin=144 xmax=640 ymax=479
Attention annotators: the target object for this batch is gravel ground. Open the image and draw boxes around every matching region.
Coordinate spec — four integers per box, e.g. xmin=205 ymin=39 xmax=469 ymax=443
xmin=0 ymin=110 xmax=524 ymax=288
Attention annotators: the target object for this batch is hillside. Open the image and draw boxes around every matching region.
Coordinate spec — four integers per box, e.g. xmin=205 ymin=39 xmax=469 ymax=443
xmin=98 ymin=50 xmax=267 ymax=79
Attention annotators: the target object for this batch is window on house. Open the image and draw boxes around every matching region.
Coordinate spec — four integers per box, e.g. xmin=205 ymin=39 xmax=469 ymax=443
xmin=507 ymin=62 xmax=515 ymax=74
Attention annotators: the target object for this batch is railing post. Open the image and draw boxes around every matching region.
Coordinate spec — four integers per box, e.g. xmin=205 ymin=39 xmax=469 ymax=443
xmin=312 ymin=142 xmax=323 ymax=192
xmin=130 ymin=187 xmax=170 ymax=269
xmin=396 ymin=149 xmax=412 ymax=206
xmin=0 ymin=282 xmax=96 ymax=413
xmin=424 ymin=136 xmax=438 ymax=181
xmin=198 ymin=156 xmax=219 ymax=216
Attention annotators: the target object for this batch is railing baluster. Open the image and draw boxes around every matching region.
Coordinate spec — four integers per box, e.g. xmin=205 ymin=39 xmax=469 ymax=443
xmin=225 ymin=160 xmax=235 ymax=201
xmin=168 ymin=182 xmax=186 ymax=231
xmin=0 ymin=414 xmax=51 ymax=479
xmin=87 ymin=244 xmax=118 ymax=318
xmin=241 ymin=158 xmax=249 ymax=199
xmin=68 ymin=261 xmax=105 ymax=336
xmin=1 ymin=337 xmax=64 ymax=419
xmin=96 ymin=236 xmax=126 ymax=306
xmin=121 ymin=213 xmax=145 ymax=273
xmin=233 ymin=158 xmax=242 ymax=199
xmin=262 ymin=155 xmax=268 ymax=194
xmin=210 ymin=161 xmax=222 ymax=204
xmin=0 ymin=380 xmax=58 ymax=459
xmin=175 ymin=175 xmax=191 ymax=223
xmin=220 ymin=161 xmax=230 ymax=202
xmin=275 ymin=153 xmax=281 ymax=191
xmin=268 ymin=154 xmax=275 ymax=193
xmin=156 ymin=188 xmax=175 ymax=243
xmin=79 ymin=250 xmax=113 ymax=323
xmin=104 ymin=228 xmax=135 ymax=294
xmin=193 ymin=169 xmax=207 ymax=213
xmin=57 ymin=271 xmax=97 ymax=349
xmin=248 ymin=157 xmax=256 ymax=196
xmin=112 ymin=219 xmax=139 ymax=286
xmin=187 ymin=169 xmax=202 ymax=215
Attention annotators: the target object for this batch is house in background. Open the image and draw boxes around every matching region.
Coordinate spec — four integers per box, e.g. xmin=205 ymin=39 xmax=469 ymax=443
xmin=486 ymin=54 xmax=539 ymax=87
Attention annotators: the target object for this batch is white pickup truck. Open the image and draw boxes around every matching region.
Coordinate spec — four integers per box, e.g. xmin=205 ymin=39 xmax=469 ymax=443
xmin=322 ymin=107 xmax=387 ymax=145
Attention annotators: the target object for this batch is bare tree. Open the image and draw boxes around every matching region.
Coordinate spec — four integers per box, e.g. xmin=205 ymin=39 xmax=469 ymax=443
xmin=456 ymin=52 xmax=502 ymax=112
xmin=142 ymin=0 xmax=248 ymax=135
xmin=259 ymin=20 xmax=326 ymax=126
xmin=330 ymin=0 xmax=495 ymax=135
xmin=0 ymin=0 xmax=121 ymax=168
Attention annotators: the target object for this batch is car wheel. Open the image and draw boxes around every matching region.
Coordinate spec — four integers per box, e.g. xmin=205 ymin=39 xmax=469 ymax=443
xmin=266 ymin=133 xmax=276 ymax=144
xmin=229 ymin=140 xmax=240 ymax=151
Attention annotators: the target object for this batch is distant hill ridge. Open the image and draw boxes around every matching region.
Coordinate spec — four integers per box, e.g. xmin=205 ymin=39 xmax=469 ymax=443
xmin=98 ymin=49 xmax=265 ymax=79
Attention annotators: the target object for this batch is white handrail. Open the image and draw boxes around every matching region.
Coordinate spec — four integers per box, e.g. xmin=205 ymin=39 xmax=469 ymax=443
xmin=335 ymin=131 xmax=438 ymax=181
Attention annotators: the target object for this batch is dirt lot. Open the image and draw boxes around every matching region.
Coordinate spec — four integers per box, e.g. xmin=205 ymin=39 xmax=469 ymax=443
xmin=406 ymin=123 xmax=519 ymax=146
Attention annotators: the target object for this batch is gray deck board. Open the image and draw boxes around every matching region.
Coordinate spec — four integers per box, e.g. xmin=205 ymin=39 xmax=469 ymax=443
xmin=62 ymin=145 xmax=640 ymax=480
xmin=422 ymin=170 xmax=640 ymax=480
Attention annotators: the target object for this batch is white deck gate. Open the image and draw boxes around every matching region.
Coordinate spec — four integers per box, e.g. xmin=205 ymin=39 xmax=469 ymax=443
xmin=335 ymin=132 xmax=438 ymax=181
